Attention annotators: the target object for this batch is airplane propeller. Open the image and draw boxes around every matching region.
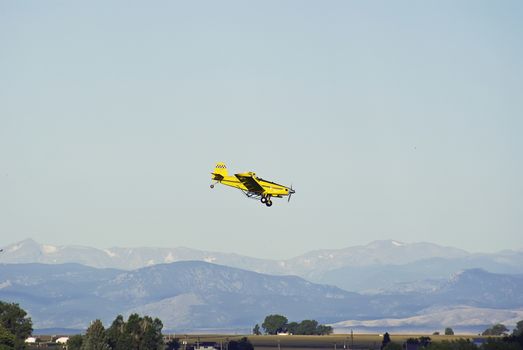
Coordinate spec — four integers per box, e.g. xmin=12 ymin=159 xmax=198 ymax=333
xmin=288 ymin=185 xmax=295 ymax=202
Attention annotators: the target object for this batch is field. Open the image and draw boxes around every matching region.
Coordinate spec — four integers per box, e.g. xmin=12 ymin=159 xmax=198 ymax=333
xmin=172 ymin=334 xmax=496 ymax=350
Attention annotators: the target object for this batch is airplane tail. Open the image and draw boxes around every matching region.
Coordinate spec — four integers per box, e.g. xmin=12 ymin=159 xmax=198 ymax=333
xmin=212 ymin=162 xmax=228 ymax=180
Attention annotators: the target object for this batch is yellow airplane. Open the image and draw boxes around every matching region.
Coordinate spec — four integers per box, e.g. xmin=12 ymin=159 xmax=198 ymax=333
xmin=210 ymin=162 xmax=295 ymax=207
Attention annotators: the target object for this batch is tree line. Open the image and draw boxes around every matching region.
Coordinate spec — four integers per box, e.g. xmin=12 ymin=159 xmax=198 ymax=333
xmin=443 ymin=321 xmax=523 ymax=337
xmin=4 ymin=300 xmax=523 ymax=350
xmin=67 ymin=314 xmax=170 ymax=350
xmin=0 ymin=301 xmax=170 ymax=350
xmin=254 ymin=314 xmax=333 ymax=335
xmin=381 ymin=321 xmax=523 ymax=350
xmin=383 ymin=335 xmax=523 ymax=350
xmin=0 ymin=301 xmax=254 ymax=350
xmin=0 ymin=301 xmax=33 ymax=350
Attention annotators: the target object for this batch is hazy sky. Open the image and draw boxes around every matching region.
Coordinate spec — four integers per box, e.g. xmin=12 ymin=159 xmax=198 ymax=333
xmin=1 ymin=1 xmax=522 ymax=259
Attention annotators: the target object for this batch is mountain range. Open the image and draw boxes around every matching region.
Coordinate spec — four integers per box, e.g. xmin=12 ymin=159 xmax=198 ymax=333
xmin=1 ymin=239 xmax=523 ymax=333
xmin=2 ymin=238 xmax=523 ymax=293
xmin=0 ymin=261 xmax=362 ymax=330
xmin=1 ymin=261 xmax=523 ymax=333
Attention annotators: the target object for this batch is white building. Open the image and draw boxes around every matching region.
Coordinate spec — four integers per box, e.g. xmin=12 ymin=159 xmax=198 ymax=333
xmin=56 ymin=337 xmax=70 ymax=344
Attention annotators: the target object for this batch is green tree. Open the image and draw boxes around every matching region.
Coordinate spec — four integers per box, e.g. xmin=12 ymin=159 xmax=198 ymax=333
xmin=82 ymin=319 xmax=110 ymax=350
xmin=106 ymin=313 xmax=164 ymax=350
xmin=483 ymin=324 xmax=509 ymax=336
xmin=106 ymin=315 xmax=131 ymax=350
xmin=67 ymin=335 xmax=83 ymax=350
xmin=481 ymin=339 xmax=522 ymax=350
xmin=165 ymin=338 xmax=180 ymax=350
xmin=0 ymin=302 xmax=33 ymax=349
xmin=514 ymin=320 xmax=523 ymax=337
xmin=125 ymin=313 xmax=142 ymax=349
xmin=286 ymin=322 xmax=298 ymax=334
xmin=0 ymin=324 xmax=15 ymax=349
xmin=296 ymin=320 xmax=318 ymax=335
xmin=316 ymin=325 xmax=333 ymax=335
xmin=444 ymin=327 xmax=454 ymax=335
xmin=252 ymin=324 xmax=261 ymax=335
xmin=381 ymin=332 xmax=391 ymax=349
xmin=262 ymin=315 xmax=288 ymax=335
xmin=139 ymin=316 xmax=164 ymax=350
xmin=228 ymin=337 xmax=254 ymax=350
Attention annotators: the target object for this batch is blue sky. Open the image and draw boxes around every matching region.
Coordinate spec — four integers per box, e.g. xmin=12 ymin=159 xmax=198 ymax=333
xmin=1 ymin=1 xmax=522 ymax=258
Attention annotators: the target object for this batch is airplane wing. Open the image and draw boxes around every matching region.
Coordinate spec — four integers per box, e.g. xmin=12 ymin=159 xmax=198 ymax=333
xmin=235 ymin=174 xmax=264 ymax=193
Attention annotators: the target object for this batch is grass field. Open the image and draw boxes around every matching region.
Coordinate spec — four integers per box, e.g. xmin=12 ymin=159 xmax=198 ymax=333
xmin=171 ymin=333 xmax=497 ymax=350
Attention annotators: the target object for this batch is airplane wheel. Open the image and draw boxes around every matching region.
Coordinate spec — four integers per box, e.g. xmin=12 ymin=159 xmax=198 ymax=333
xmin=261 ymin=196 xmax=267 ymax=203
xmin=210 ymin=184 xmax=214 ymax=189
xmin=266 ymin=201 xmax=273 ymax=207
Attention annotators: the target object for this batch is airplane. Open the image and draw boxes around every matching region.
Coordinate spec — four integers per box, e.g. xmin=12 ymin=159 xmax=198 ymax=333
xmin=210 ymin=162 xmax=295 ymax=207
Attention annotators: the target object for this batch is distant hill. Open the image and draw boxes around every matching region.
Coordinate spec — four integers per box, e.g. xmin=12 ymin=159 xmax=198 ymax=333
xmin=0 ymin=261 xmax=364 ymax=330
xmin=1 ymin=262 xmax=523 ymax=332
xmin=318 ymin=252 xmax=523 ymax=293
xmin=331 ymin=306 xmax=523 ymax=334
xmin=329 ymin=269 xmax=523 ymax=333
xmin=434 ymin=268 xmax=523 ymax=308
xmin=2 ymin=238 xmax=522 ymax=293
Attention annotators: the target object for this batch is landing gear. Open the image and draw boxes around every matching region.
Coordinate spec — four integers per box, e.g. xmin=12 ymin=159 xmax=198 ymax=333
xmin=261 ymin=195 xmax=272 ymax=207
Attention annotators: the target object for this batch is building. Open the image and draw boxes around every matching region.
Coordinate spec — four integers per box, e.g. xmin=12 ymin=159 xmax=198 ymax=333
xmin=56 ymin=336 xmax=70 ymax=344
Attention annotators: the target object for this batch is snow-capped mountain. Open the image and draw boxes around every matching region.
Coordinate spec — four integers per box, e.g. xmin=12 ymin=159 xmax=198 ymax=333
xmin=0 ymin=238 xmax=273 ymax=272
xmin=1 ymin=238 xmax=523 ymax=293
xmin=0 ymin=239 xmax=471 ymax=271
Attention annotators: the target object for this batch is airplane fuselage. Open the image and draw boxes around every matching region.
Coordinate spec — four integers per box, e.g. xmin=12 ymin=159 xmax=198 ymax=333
xmin=210 ymin=163 xmax=295 ymax=206
xmin=213 ymin=172 xmax=290 ymax=198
